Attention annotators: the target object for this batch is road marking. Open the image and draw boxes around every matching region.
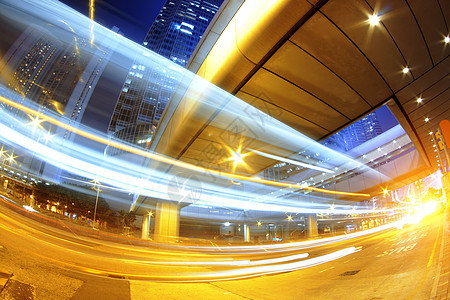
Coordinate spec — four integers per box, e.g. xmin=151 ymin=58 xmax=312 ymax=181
xmin=0 ymin=223 xmax=19 ymax=234
xmin=319 ymin=266 xmax=335 ymax=273
xmin=407 ymin=217 xmax=442 ymax=299
xmin=426 ymin=224 xmax=440 ymax=268
xmin=27 ymin=234 xmax=86 ymax=255
xmin=376 ymin=243 xmax=417 ymax=257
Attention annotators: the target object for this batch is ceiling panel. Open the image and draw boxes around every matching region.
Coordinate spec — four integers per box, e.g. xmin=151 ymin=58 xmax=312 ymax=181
xmin=408 ymin=0 xmax=450 ymax=64
xmin=155 ymin=0 xmax=449 ymax=186
xmin=235 ymin=91 xmax=329 ymax=139
xmin=439 ymin=0 xmax=450 ymax=29
xmin=394 ymin=57 xmax=449 ymax=103
xmin=264 ymin=41 xmax=370 ymax=119
xmin=235 ymin=0 xmax=312 ymax=64
xmin=241 ymin=68 xmax=348 ymax=132
xmin=321 ymin=0 xmax=413 ymax=92
xmin=404 ymin=80 xmax=450 ymax=118
xmin=290 ymin=12 xmax=391 ymax=105
xmin=408 ymin=90 xmax=449 ymax=122
xmin=366 ymin=0 xmax=433 ymax=77
xmin=401 ymin=76 xmax=449 ymax=115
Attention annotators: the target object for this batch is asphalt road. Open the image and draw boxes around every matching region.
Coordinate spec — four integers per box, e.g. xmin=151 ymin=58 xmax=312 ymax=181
xmin=0 ymin=201 xmax=444 ymax=299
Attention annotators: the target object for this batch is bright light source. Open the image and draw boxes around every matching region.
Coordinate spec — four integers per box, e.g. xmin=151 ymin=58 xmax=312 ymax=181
xmin=257 ymin=221 xmax=261 ymax=226
xmin=29 ymin=115 xmax=43 ymax=128
xmin=429 ymin=131 xmax=434 ymax=135
xmin=402 ymin=67 xmax=410 ymax=74
xmin=445 ymin=36 xmax=450 ymax=44
xmin=287 ymin=215 xmax=293 ymax=221
xmin=230 ymin=150 xmax=244 ymax=165
xmin=369 ymin=14 xmax=380 ymax=25
xmin=417 ymin=97 xmax=423 ymax=103
xmin=224 ymin=222 xmax=230 ymax=227
xmin=424 ymin=117 xmax=430 ymax=122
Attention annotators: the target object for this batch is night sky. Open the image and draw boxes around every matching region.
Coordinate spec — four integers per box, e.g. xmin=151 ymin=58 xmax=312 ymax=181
xmin=59 ymin=0 xmax=166 ymax=43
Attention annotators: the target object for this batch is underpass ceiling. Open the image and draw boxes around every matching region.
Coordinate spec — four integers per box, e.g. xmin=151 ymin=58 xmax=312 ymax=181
xmin=151 ymin=0 xmax=449 ymax=195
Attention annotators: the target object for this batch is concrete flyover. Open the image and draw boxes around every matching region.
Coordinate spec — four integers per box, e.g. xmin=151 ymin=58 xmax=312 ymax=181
xmin=134 ymin=0 xmax=449 ymax=240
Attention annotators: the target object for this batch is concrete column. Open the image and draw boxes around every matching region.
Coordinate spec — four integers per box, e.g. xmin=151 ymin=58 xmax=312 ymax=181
xmin=154 ymin=200 xmax=180 ymax=243
xmin=306 ymin=214 xmax=318 ymax=238
xmin=244 ymin=224 xmax=250 ymax=242
xmin=141 ymin=213 xmax=150 ymax=240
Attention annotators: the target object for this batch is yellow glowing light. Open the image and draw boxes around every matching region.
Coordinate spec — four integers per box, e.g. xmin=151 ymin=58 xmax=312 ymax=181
xmin=0 ymin=94 xmax=371 ymax=198
xmin=422 ymin=201 xmax=437 ymax=215
xmin=416 ymin=97 xmax=423 ymax=103
xmin=445 ymin=36 xmax=450 ymax=44
xmin=6 ymin=152 xmax=17 ymax=164
xmin=257 ymin=221 xmax=261 ymax=226
xmin=287 ymin=215 xmax=292 ymax=221
xmin=28 ymin=115 xmax=44 ymax=129
xmin=89 ymin=0 xmax=95 ymax=20
xmin=368 ymin=14 xmax=380 ymax=25
xmin=402 ymin=67 xmax=410 ymax=74
xmin=383 ymin=188 xmax=389 ymax=195
xmin=231 ymin=150 xmax=244 ymax=165
xmin=0 ymin=146 xmax=6 ymax=157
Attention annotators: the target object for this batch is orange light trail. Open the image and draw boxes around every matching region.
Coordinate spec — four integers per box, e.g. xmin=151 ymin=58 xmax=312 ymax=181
xmin=0 ymin=95 xmax=371 ymax=197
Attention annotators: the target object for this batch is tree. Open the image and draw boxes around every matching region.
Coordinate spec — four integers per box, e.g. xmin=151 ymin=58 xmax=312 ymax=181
xmin=119 ymin=209 xmax=136 ymax=227
xmin=33 ymin=182 xmax=110 ymax=222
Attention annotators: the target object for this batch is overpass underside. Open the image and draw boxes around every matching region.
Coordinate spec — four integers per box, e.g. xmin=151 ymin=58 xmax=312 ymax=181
xmin=133 ymin=0 xmax=448 ymax=240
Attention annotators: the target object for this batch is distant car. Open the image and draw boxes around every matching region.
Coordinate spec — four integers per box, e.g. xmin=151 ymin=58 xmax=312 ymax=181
xmin=346 ymin=224 xmax=356 ymax=233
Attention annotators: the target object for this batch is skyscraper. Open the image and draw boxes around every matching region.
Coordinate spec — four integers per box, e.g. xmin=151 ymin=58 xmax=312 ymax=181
xmin=108 ymin=0 xmax=224 ymax=153
xmin=339 ymin=112 xmax=383 ymax=151
xmin=0 ymin=22 xmax=120 ymax=177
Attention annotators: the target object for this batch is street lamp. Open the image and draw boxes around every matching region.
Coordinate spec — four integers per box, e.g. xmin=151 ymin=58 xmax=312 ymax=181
xmin=286 ymin=215 xmax=292 ymax=240
xmin=6 ymin=152 xmax=17 ymax=167
xmin=0 ymin=146 xmax=8 ymax=172
xmin=22 ymin=126 xmax=52 ymax=204
xmin=91 ymin=179 xmax=101 ymax=229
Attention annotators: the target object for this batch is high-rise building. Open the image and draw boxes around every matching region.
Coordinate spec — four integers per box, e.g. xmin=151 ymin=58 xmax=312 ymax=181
xmin=0 ymin=23 xmax=120 ymax=177
xmin=108 ymin=0 xmax=224 ymax=153
xmin=339 ymin=112 xmax=383 ymax=151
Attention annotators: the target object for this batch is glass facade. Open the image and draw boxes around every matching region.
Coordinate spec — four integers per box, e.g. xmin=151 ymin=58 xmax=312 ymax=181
xmin=323 ymin=108 xmax=386 ymax=152
xmin=264 ymin=106 xmax=398 ymax=181
xmin=108 ymin=0 xmax=224 ymax=154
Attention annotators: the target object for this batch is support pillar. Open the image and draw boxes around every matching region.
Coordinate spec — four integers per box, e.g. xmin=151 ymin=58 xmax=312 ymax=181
xmin=141 ymin=213 xmax=150 ymax=240
xmin=154 ymin=200 xmax=180 ymax=243
xmin=306 ymin=214 xmax=318 ymax=238
xmin=244 ymin=224 xmax=250 ymax=242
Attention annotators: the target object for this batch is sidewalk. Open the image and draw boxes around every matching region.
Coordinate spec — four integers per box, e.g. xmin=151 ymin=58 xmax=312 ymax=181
xmin=0 ymin=267 xmax=13 ymax=296
xmin=432 ymin=210 xmax=450 ymax=299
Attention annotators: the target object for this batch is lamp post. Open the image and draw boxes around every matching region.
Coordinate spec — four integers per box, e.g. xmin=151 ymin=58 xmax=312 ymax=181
xmin=286 ymin=215 xmax=292 ymax=240
xmin=5 ymin=153 xmax=17 ymax=168
xmin=21 ymin=124 xmax=51 ymax=204
xmin=0 ymin=147 xmax=8 ymax=174
xmin=92 ymin=179 xmax=101 ymax=229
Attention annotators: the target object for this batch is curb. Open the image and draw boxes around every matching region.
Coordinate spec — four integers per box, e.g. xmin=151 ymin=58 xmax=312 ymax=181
xmin=0 ymin=270 xmax=13 ymax=294
xmin=430 ymin=212 xmax=449 ymax=299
